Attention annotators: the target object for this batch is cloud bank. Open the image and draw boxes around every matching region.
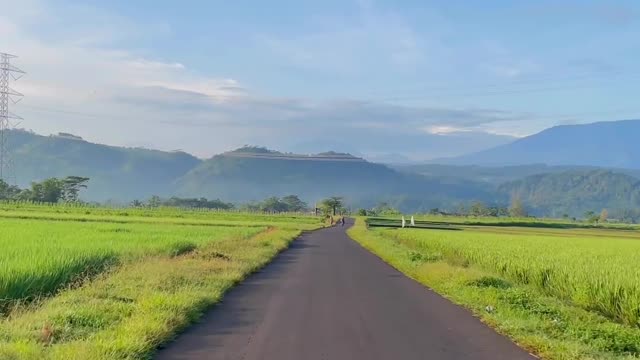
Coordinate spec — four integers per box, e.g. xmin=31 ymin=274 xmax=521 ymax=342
xmin=1 ymin=0 xmax=526 ymax=160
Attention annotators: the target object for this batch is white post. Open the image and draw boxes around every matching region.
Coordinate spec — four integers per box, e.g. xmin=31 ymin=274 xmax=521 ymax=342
xmin=411 ymin=216 xmax=415 ymax=227
xmin=401 ymin=216 xmax=406 ymax=228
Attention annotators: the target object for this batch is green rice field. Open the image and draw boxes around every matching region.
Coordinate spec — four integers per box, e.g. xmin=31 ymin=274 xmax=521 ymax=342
xmin=0 ymin=219 xmax=264 ymax=310
xmin=0 ymin=202 xmax=324 ymax=359
xmin=350 ymin=217 xmax=640 ymax=359
xmin=393 ymin=225 xmax=640 ymax=326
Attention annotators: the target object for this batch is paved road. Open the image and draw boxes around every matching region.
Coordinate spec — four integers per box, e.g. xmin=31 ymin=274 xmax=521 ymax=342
xmin=156 ymin=219 xmax=535 ymax=360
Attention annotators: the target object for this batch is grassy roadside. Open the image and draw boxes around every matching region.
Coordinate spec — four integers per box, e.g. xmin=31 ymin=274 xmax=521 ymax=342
xmin=348 ymin=218 xmax=640 ymax=360
xmin=0 ymin=227 xmax=306 ymax=360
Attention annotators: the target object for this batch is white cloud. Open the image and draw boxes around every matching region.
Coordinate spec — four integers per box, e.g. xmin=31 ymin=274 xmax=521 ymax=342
xmin=424 ymin=126 xmax=472 ymax=135
xmin=2 ymin=0 xmax=526 ymax=159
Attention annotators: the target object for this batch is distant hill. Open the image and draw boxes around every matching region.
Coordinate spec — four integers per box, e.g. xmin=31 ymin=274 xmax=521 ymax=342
xmin=498 ymin=170 xmax=640 ymax=218
xmin=3 ymin=131 xmax=497 ymax=209
xmin=175 ymin=147 xmax=496 ymax=211
xmin=444 ymin=120 xmax=640 ymax=169
xmin=283 ymin=131 xmax=516 ymax=162
xmin=394 ymin=163 xmax=640 ymax=186
xmin=8 ymin=129 xmax=640 ymax=219
xmin=7 ymin=129 xmax=201 ymax=201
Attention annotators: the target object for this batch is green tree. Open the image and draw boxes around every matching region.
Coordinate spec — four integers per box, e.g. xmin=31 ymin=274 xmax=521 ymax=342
xmin=320 ymin=196 xmax=343 ymax=216
xmin=584 ymin=210 xmax=598 ymax=223
xmin=61 ymin=176 xmax=90 ymax=202
xmin=357 ymin=208 xmax=368 ymax=216
xmin=14 ymin=176 xmax=91 ymax=203
xmin=469 ymin=201 xmax=489 ymax=216
xmin=131 ymin=199 xmax=143 ymax=207
xmin=147 ymin=195 xmax=162 ymax=207
xmin=260 ymin=197 xmax=288 ymax=212
xmin=0 ymin=179 xmax=21 ymax=200
xmin=163 ymin=197 xmax=233 ymax=210
xmin=497 ymin=207 xmax=510 ymax=217
xmin=35 ymin=178 xmax=63 ymax=203
xmin=374 ymin=202 xmax=400 ymax=216
xmin=281 ymin=195 xmax=307 ymax=212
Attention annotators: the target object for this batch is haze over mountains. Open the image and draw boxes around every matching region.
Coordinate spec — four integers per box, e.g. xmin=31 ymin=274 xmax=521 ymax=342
xmin=284 ymin=130 xmax=516 ymax=163
xmin=443 ymin=120 xmax=640 ymax=169
xmin=175 ymin=147 xmax=496 ymax=210
xmin=5 ymin=119 xmax=640 ymax=219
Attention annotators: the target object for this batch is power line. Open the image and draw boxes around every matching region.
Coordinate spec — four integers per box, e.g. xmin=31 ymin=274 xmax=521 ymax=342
xmin=0 ymin=52 xmax=25 ymax=182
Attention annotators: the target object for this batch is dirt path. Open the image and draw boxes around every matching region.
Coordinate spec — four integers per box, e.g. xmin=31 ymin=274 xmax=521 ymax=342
xmin=156 ymin=219 xmax=535 ymax=360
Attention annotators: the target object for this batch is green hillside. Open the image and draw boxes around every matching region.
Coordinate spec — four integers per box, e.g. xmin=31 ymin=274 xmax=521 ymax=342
xmin=176 ymin=148 xmax=496 ymax=211
xmin=7 ymin=130 xmax=201 ymax=201
xmin=498 ymin=170 xmax=640 ymax=219
xmin=7 ymin=130 xmax=640 ymax=220
xmin=395 ymin=163 xmax=640 ymax=186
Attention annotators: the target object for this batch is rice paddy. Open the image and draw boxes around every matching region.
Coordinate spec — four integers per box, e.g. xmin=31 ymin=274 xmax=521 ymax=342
xmin=0 ymin=202 xmax=324 ymax=359
xmin=349 ymin=217 xmax=640 ymax=359
xmin=392 ymin=225 xmax=640 ymax=327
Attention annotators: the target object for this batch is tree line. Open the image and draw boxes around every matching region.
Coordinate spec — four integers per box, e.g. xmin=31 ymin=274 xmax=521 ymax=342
xmin=134 ymin=194 xmax=311 ymax=213
xmin=132 ymin=196 xmax=235 ymax=210
xmin=133 ymin=194 xmax=349 ymax=216
xmin=0 ymin=176 xmax=90 ymax=203
xmin=5 ymin=177 xmax=639 ymax=223
xmin=356 ymin=197 xmax=528 ymax=218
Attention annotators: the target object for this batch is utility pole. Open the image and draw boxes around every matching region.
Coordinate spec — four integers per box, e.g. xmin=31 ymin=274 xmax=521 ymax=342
xmin=0 ymin=52 xmax=25 ymax=181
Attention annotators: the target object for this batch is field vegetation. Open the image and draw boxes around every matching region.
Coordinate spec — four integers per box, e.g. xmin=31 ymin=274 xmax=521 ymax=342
xmin=0 ymin=202 xmax=323 ymax=359
xmin=350 ymin=217 xmax=640 ymax=359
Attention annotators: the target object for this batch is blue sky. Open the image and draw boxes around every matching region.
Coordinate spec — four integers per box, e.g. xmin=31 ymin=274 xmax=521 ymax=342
xmin=1 ymin=0 xmax=639 ymax=160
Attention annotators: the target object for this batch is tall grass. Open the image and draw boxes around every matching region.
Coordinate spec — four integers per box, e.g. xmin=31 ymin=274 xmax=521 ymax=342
xmin=0 ymin=226 xmax=309 ymax=359
xmin=0 ymin=202 xmax=322 ymax=312
xmin=0 ymin=218 xmax=270 ymax=311
xmin=386 ymin=226 xmax=640 ymax=327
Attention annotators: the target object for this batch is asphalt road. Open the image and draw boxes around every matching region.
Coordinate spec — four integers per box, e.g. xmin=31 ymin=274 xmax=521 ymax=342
xmin=156 ymin=219 xmax=535 ymax=360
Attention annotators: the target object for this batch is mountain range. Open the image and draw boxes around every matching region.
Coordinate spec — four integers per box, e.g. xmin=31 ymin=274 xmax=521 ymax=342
xmin=7 ymin=130 xmax=200 ymax=201
xmin=175 ymin=147 xmax=496 ymax=210
xmin=443 ymin=119 xmax=640 ymax=169
xmin=4 ymin=119 xmax=640 ymax=219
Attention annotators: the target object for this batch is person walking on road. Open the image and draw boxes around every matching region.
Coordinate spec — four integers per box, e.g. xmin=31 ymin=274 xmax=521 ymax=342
xmin=341 ymin=217 xmax=345 ymax=226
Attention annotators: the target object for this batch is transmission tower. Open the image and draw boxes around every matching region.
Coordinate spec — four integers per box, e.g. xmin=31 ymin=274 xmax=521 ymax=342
xmin=0 ymin=52 xmax=25 ymax=181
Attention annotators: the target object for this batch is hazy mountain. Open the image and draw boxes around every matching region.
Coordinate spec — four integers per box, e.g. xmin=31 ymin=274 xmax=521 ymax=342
xmin=8 ymin=128 xmax=640 ymax=219
xmin=443 ymin=120 xmax=640 ymax=168
xmin=282 ymin=131 xmax=516 ymax=162
xmin=175 ymin=146 xmax=496 ymax=211
xmin=394 ymin=163 xmax=640 ymax=186
xmin=498 ymin=170 xmax=640 ymax=219
xmin=7 ymin=129 xmax=201 ymax=201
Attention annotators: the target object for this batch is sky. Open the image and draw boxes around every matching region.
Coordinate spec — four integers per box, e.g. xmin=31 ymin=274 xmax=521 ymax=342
xmin=1 ymin=0 xmax=639 ymax=160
